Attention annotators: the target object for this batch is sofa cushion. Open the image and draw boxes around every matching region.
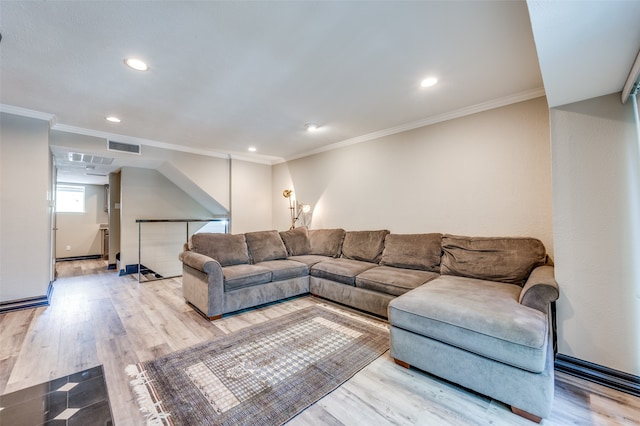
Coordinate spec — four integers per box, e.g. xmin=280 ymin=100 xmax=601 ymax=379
xmin=380 ymin=233 xmax=442 ymax=272
xmin=342 ymin=230 xmax=390 ymax=263
xmin=388 ymin=275 xmax=549 ymax=373
xmin=287 ymin=254 xmax=333 ymax=267
xmin=255 ymin=259 xmax=309 ymax=281
xmin=222 ymin=264 xmax=272 ymax=291
xmin=279 ymin=226 xmax=311 ymax=256
xmin=441 ymin=234 xmax=547 ymax=286
xmin=310 ymin=258 xmax=377 ymax=286
xmin=356 ymin=265 xmax=439 ymax=296
xmin=308 ymin=228 xmax=346 ymax=257
xmin=245 ymin=230 xmax=288 ymax=264
xmin=191 ymin=233 xmax=250 ymax=266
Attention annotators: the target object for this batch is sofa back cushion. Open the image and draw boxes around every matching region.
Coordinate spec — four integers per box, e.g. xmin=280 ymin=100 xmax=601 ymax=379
xmin=441 ymin=234 xmax=547 ymax=286
xmin=308 ymin=228 xmax=346 ymax=257
xmin=245 ymin=230 xmax=288 ymax=263
xmin=190 ymin=233 xmax=250 ymax=266
xmin=279 ymin=226 xmax=311 ymax=256
xmin=342 ymin=230 xmax=390 ymax=264
xmin=380 ymin=233 xmax=442 ymax=272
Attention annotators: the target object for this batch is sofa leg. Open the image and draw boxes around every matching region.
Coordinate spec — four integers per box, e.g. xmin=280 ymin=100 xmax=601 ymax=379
xmin=393 ymin=358 xmax=411 ymax=369
xmin=511 ymin=406 xmax=542 ymax=423
xmin=187 ymin=302 xmax=222 ymax=321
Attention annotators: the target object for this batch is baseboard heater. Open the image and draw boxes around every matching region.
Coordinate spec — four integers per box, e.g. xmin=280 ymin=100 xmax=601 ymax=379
xmin=0 ymin=282 xmax=53 ymax=314
xmin=56 ymin=254 xmax=102 ymax=262
xmin=555 ymin=354 xmax=640 ymax=397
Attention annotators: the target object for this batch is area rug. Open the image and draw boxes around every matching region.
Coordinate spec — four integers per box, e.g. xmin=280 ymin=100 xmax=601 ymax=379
xmin=126 ymin=304 xmax=389 ymax=425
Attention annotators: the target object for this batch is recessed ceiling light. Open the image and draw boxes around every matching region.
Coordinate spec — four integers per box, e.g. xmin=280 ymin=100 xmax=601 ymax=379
xmin=106 ymin=116 xmax=121 ymax=123
xmin=420 ymin=77 xmax=438 ymax=88
xmin=124 ymin=58 xmax=149 ymax=71
xmin=305 ymin=123 xmax=319 ymax=132
xmin=248 ymin=147 xmax=257 ymax=152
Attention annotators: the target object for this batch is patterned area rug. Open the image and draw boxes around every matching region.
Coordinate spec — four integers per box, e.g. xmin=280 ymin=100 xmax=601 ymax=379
xmin=126 ymin=305 xmax=389 ymax=425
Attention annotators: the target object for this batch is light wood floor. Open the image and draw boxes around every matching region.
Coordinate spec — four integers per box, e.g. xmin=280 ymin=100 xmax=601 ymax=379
xmin=1 ymin=259 xmax=638 ymax=425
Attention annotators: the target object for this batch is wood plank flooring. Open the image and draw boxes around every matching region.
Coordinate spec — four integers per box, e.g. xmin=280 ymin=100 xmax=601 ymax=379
xmin=1 ymin=259 xmax=638 ymax=425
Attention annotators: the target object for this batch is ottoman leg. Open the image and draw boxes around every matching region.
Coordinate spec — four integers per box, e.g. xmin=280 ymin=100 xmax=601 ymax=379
xmin=393 ymin=358 xmax=411 ymax=369
xmin=511 ymin=406 xmax=542 ymax=423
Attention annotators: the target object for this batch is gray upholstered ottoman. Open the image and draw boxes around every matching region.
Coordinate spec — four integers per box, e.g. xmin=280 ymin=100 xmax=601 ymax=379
xmin=388 ymin=275 xmax=556 ymax=422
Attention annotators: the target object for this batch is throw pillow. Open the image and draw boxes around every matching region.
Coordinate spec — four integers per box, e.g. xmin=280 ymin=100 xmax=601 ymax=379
xmin=380 ymin=233 xmax=442 ymax=272
xmin=245 ymin=230 xmax=288 ymax=264
xmin=441 ymin=234 xmax=547 ymax=286
xmin=341 ymin=230 xmax=390 ymax=264
xmin=190 ymin=233 xmax=250 ymax=266
xmin=279 ymin=226 xmax=311 ymax=256
xmin=308 ymin=228 xmax=346 ymax=257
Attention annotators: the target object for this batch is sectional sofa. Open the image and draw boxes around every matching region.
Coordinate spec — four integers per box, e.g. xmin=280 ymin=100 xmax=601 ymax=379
xmin=179 ymin=227 xmax=559 ymax=421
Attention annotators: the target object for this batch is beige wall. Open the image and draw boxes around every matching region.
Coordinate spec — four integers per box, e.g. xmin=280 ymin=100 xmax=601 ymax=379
xmin=55 ymin=183 xmax=108 ymax=258
xmin=551 ymin=93 xmax=640 ymax=376
xmin=119 ymin=167 xmax=213 ymax=272
xmin=0 ymin=113 xmax=52 ymax=302
xmin=230 ymin=159 xmax=273 ymax=233
xmin=118 ymin=159 xmax=272 ymax=272
xmin=157 ymin=150 xmax=230 ymax=214
xmin=108 ymin=171 xmax=121 ymax=266
xmin=273 ymin=97 xmax=554 ymax=254
xmin=50 ymin=131 xmax=230 ymax=216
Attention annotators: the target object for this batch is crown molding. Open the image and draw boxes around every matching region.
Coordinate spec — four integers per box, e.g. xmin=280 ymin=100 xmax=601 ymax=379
xmin=0 ymin=104 xmax=56 ymax=126
xmin=228 ymin=153 xmax=276 ymax=165
xmin=621 ymin=48 xmax=640 ymax=103
xmin=4 ymin=87 xmax=546 ymax=167
xmin=281 ymin=87 xmax=547 ymax=163
xmin=52 ymin=123 xmax=280 ymax=165
xmin=0 ymin=104 xmax=281 ymax=165
xmin=53 ymin=123 xmax=229 ymax=159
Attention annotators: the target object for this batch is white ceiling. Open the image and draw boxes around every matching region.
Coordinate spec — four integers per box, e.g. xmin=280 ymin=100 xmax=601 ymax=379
xmin=527 ymin=0 xmax=640 ymax=108
xmin=1 ymin=1 xmax=639 ymax=184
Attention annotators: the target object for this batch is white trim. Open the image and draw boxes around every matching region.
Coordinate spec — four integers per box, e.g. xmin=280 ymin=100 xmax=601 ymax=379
xmin=1 ymin=103 xmax=279 ymax=164
xmin=53 ymin=123 xmax=228 ymax=159
xmin=52 ymin=123 xmax=277 ymax=165
xmin=0 ymin=104 xmax=56 ymax=126
xmin=280 ymin=87 xmax=546 ymax=163
xmin=3 ymin=87 xmax=546 ymax=166
xmin=622 ymin=49 xmax=640 ymax=104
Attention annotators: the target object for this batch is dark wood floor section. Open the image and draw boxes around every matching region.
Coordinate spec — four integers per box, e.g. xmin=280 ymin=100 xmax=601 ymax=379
xmin=0 ymin=259 xmax=638 ymax=425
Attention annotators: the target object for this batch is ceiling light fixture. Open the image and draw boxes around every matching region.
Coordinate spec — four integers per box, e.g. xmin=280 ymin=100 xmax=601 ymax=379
xmin=305 ymin=123 xmax=319 ymax=132
xmin=106 ymin=116 xmax=121 ymax=123
xmin=420 ymin=77 xmax=438 ymax=88
xmin=248 ymin=147 xmax=257 ymax=152
xmin=124 ymin=58 xmax=149 ymax=71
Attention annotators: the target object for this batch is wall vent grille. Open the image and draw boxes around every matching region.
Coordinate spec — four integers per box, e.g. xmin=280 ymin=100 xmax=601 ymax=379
xmin=68 ymin=152 xmax=114 ymax=165
xmin=108 ymin=140 xmax=141 ymax=155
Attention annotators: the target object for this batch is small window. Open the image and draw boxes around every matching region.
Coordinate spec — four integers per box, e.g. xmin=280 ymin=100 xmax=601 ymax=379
xmin=56 ymin=185 xmax=85 ymax=213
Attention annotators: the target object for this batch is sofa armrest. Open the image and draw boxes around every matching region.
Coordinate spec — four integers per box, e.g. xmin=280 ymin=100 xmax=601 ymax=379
xmin=180 ymin=251 xmax=225 ymax=319
xmin=519 ymin=265 xmax=559 ymax=313
xmin=179 ymin=251 xmax=222 ymax=275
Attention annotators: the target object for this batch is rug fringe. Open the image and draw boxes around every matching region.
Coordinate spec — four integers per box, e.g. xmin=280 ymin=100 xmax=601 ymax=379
xmin=125 ymin=364 xmax=172 ymax=426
